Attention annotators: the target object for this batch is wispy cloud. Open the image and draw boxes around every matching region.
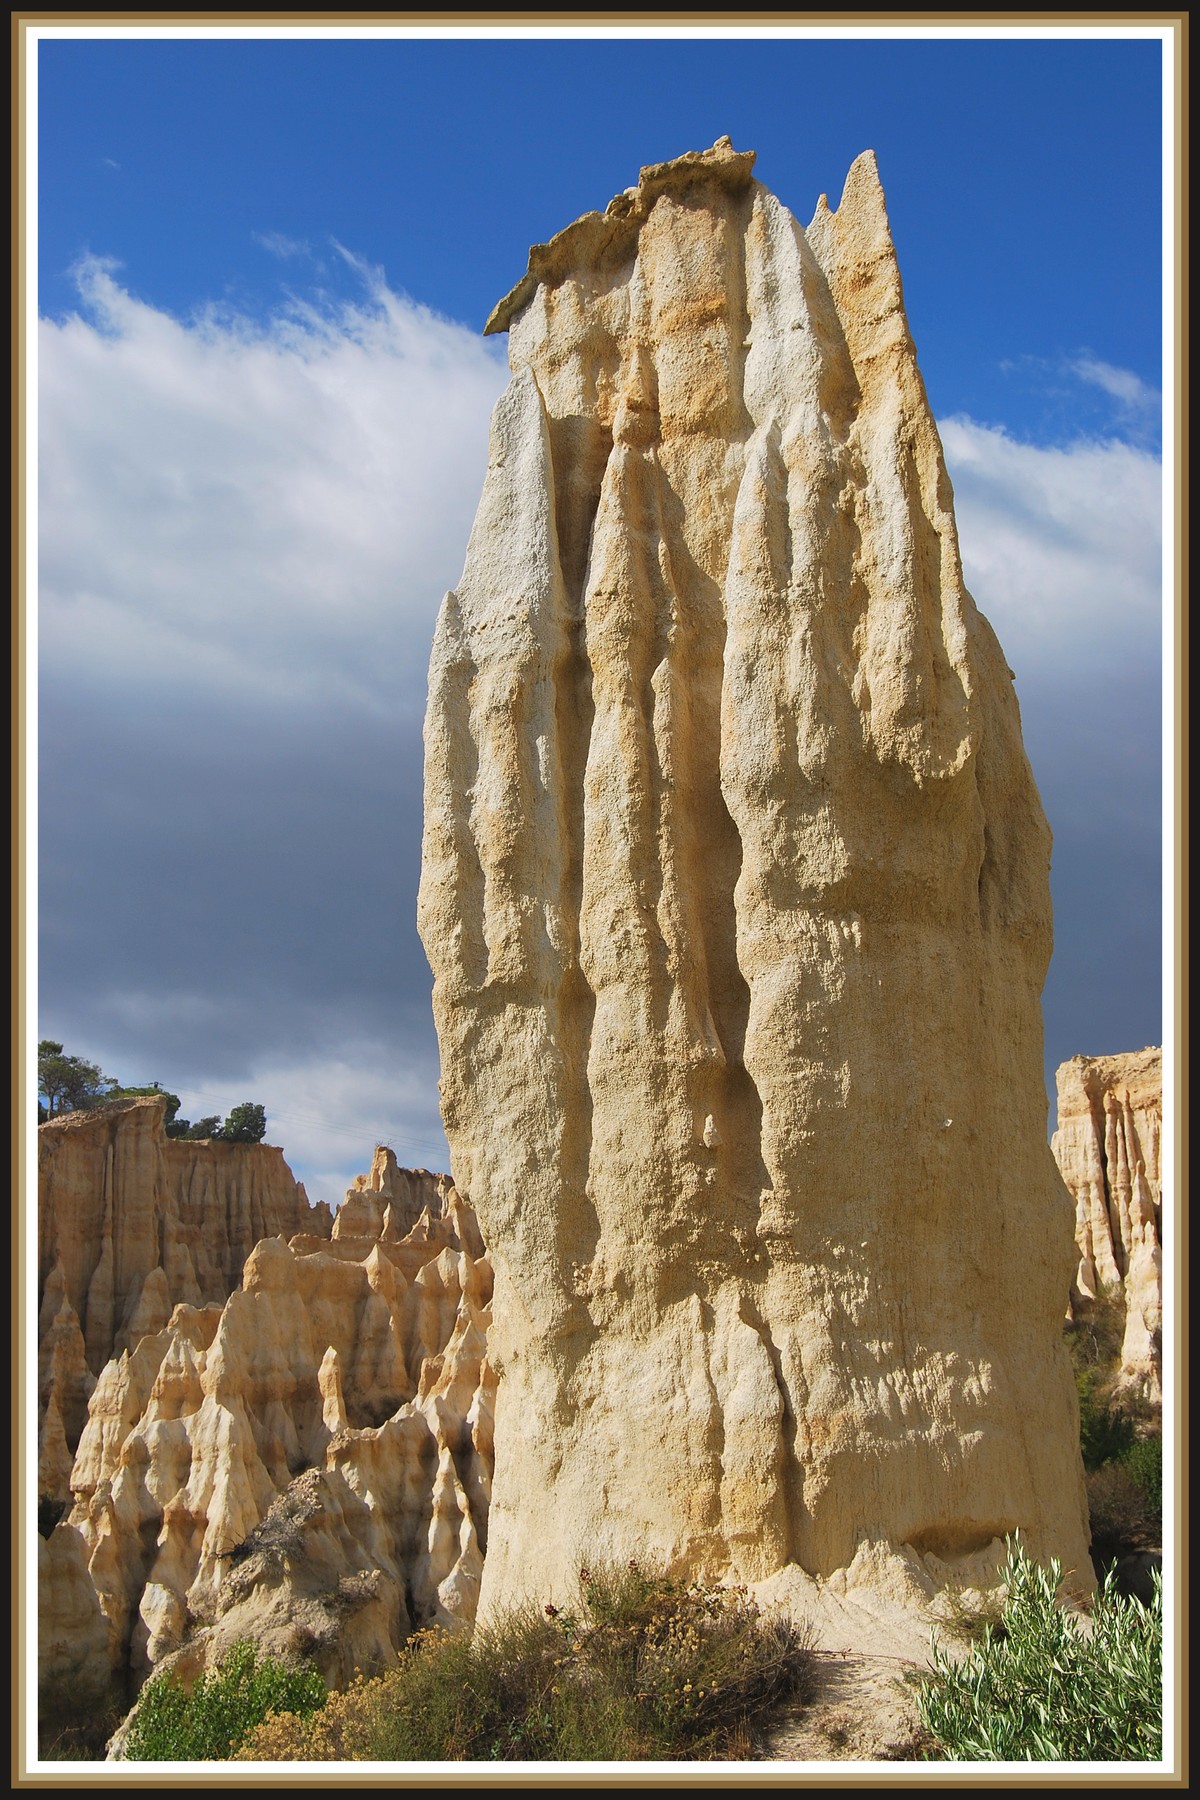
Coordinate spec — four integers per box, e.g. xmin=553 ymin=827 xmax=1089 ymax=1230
xmin=1068 ymin=353 xmax=1160 ymax=415
xmin=253 ymin=229 xmax=313 ymax=261
xmin=996 ymin=351 xmax=1162 ymax=450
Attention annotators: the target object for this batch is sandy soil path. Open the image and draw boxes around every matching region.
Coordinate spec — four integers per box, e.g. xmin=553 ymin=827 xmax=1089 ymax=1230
xmin=760 ymin=1650 xmax=933 ymax=1763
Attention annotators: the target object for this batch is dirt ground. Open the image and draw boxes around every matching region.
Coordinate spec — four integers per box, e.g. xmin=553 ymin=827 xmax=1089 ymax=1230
xmin=760 ymin=1650 xmax=935 ymax=1763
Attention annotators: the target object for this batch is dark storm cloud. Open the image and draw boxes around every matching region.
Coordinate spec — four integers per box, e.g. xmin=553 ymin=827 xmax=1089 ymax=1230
xmin=37 ymin=674 xmax=450 ymax=1190
xmin=942 ymin=416 xmax=1164 ymax=1095
xmin=37 ymin=260 xmax=506 ymax=1195
xmin=39 ymin=682 xmax=423 ymax=1026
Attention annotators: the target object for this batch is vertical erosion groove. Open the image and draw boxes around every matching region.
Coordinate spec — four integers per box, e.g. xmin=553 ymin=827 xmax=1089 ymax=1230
xmin=424 ymin=597 xmax=487 ymax=998
xmin=551 ymin=496 xmax=599 ymax=1286
xmin=694 ymin=186 xmax=773 ymax=1231
xmin=577 ymin=431 xmax=674 ymax=1265
xmin=720 ymin=419 xmax=799 ymax=1210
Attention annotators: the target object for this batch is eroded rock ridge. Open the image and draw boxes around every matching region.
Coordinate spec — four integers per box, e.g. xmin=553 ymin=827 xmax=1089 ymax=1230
xmin=38 ymin=1103 xmax=493 ymax=1706
xmin=38 ymin=1096 xmax=331 ymax=1503
xmin=1053 ymin=1047 xmax=1162 ymax=1399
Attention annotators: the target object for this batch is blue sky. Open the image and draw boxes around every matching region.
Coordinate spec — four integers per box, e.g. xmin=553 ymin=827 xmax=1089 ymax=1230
xmin=39 ymin=35 xmax=1163 ymax=435
xmin=32 ymin=23 xmax=1169 ymax=1203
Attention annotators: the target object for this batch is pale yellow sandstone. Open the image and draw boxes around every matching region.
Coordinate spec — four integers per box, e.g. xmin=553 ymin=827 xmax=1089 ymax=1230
xmin=419 ymin=139 xmax=1092 ymax=1620
xmin=39 ymin=1142 xmax=493 ymax=1707
xmin=1053 ymin=1047 xmax=1162 ymax=1399
xmin=37 ymin=1097 xmax=332 ymax=1501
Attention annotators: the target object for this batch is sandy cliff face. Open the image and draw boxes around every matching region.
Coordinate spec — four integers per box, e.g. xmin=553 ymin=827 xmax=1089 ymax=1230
xmin=39 ymin=1127 xmax=493 ymax=1700
xmin=419 ymin=139 xmax=1091 ymax=1612
xmin=37 ymin=1097 xmax=332 ymax=1502
xmin=1053 ymin=1047 xmax=1162 ymax=1398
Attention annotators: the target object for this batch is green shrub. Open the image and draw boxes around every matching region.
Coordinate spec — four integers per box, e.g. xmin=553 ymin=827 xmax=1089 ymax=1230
xmin=1064 ymin=1295 xmax=1127 ymax=1376
xmin=120 ymin=1640 xmax=326 ymax=1762
xmin=1121 ymin=1434 xmax=1163 ymax=1516
xmin=1087 ymin=1461 xmax=1159 ymax=1556
xmin=111 ymin=1084 xmax=183 ymax=1124
xmin=236 ymin=1563 xmax=814 ymax=1762
xmin=915 ymin=1545 xmax=1161 ymax=1761
xmin=1070 ymin=1339 xmax=1163 ymax=1556
xmin=1076 ymin=1368 xmax=1137 ymax=1469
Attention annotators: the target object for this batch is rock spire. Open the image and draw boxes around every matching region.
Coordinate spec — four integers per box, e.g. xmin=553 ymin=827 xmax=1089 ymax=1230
xmin=418 ymin=140 xmax=1091 ymax=1612
xmin=1053 ymin=1046 xmax=1162 ymax=1399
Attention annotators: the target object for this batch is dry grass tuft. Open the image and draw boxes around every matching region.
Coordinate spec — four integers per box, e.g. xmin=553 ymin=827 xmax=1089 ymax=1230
xmin=236 ymin=1561 xmax=814 ymax=1762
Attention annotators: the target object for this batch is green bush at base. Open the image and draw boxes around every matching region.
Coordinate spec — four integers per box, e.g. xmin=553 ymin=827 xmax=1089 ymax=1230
xmin=1120 ymin=1435 xmax=1163 ymax=1515
xmin=915 ymin=1546 xmax=1162 ymax=1762
xmin=120 ymin=1640 xmax=326 ymax=1762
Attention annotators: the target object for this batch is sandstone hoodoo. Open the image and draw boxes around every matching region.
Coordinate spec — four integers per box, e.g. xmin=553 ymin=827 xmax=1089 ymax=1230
xmin=38 ymin=1104 xmax=494 ymax=1707
xmin=419 ymin=139 xmax=1092 ymax=1613
xmin=1053 ymin=1047 xmax=1162 ymax=1400
xmin=38 ymin=1095 xmax=332 ymax=1506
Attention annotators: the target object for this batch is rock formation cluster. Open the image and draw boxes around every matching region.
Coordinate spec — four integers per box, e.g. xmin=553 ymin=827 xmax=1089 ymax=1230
xmin=38 ymin=1104 xmax=493 ymax=1706
xmin=418 ymin=138 xmax=1092 ymax=1614
xmin=1052 ymin=1047 xmax=1163 ymax=1399
xmin=38 ymin=1097 xmax=329 ymax=1503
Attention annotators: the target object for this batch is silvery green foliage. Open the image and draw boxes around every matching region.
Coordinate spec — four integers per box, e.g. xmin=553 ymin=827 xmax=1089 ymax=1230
xmin=917 ymin=1546 xmax=1162 ymax=1762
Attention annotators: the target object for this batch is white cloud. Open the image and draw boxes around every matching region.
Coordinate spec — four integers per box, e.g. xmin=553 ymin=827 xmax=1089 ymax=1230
xmin=1068 ymin=354 xmax=1160 ymax=415
xmin=174 ymin=1043 xmax=450 ymax=1209
xmin=39 ymin=256 xmax=508 ymax=718
xmin=940 ymin=416 xmax=1162 ymax=682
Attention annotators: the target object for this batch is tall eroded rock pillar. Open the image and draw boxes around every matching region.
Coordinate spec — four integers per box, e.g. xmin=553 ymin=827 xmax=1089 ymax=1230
xmin=418 ymin=141 xmax=1091 ymax=1609
xmin=1053 ymin=1047 xmax=1163 ymax=1399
